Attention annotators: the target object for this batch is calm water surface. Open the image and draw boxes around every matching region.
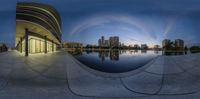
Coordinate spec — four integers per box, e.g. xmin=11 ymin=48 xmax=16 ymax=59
xmin=71 ymin=50 xmax=162 ymax=73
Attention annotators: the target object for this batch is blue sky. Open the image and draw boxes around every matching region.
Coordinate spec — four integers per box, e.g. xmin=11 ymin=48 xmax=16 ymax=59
xmin=0 ymin=0 xmax=200 ymax=47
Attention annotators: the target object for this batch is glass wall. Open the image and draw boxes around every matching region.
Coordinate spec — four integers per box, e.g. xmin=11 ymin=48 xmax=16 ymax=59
xmin=22 ymin=40 xmax=25 ymax=52
xmin=19 ymin=36 xmax=57 ymax=54
xmin=29 ymin=38 xmax=46 ymax=53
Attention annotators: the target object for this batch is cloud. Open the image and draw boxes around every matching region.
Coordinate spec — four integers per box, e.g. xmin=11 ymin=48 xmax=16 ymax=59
xmin=69 ymin=14 xmax=158 ymax=42
xmin=162 ymin=10 xmax=194 ymax=38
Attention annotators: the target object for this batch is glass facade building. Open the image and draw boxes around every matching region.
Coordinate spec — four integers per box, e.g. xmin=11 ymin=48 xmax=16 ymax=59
xmin=15 ymin=2 xmax=61 ymax=56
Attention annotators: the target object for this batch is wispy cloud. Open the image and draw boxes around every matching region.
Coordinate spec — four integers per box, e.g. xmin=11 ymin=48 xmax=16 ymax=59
xmin=69 ymin=14 xmax=158 ymax=42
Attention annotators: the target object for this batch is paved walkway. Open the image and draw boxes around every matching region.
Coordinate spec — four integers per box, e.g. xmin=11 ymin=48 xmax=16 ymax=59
xmin=0 ymin=50 xmax=200 ymax=99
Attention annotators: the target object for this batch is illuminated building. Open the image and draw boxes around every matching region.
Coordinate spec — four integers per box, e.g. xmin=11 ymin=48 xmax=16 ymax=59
xmin=175 ymin=39 xmax=184 ymax=49
xmin=98 ymin=36 xmax=119 ymax=48
xmin=98 ymin=39 xmax=102 ymax=47
xmin=15 ymin=2 xmax=61 ymax=56
xmin=109 ymin=36 xmax=119 ymax=48
xmin=98 ymin=36 xmax=105 ymax=47
xmin=62 ymin=42 xmax=83 ymax=48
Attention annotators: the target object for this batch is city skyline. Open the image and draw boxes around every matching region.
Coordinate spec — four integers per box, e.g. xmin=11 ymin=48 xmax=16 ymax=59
xmin=66 ymin=35 xmax=186 ymax=49
xmin=1 ymin=0 xmax=200 ymax=48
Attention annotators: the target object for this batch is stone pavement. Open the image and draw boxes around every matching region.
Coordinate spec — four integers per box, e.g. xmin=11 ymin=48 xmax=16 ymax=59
xmin=0 ymin=50 xmax=200 ymax=99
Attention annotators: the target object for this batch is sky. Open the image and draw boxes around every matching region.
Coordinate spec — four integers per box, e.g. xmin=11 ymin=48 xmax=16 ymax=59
xmin=0 ymin=0 xmax=200 ymax=47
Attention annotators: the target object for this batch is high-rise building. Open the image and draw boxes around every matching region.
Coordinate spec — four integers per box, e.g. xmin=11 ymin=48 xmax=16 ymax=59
xmin=109 ymin=36 xmax=119 ymax=48
xmin=98 ymin=36 xmax=119 ymax=48
xmin=104 ymin=40 xmax=110 ymax=47
xmin=162 ymin=39 xmax=171 ymax=48
xmin=141 ymin=44 xmax=148 ymax=50
xmin=98 ymin=39 xmax=102 ymax=47
xmin=175 ymin=39 xmax=184 ymax=49
xmin=133 ymin=44 xmax=140 ymax=49
xmin=101 ymin=36 xmax=105 ymax=46
xmin=98 ymin=36 xmax=105 ymax=47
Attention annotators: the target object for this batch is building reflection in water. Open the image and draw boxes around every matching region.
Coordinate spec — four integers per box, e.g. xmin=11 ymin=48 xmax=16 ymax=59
xmin=68 ymin=49 xmax=120 ymax=61
xmin=98 ymin=51 xmax=107 ymax=61
xmin=86 ymin=50 xmax=93 ymax=54
xmin=163 ymin=51 xmax=186 ymax=56
xmin=68 ymin=49 xmax=83 ymax=55
xmin=141 ymin=50 xmax=147 ymax=53
xmin=154 ymin=50 xmax=159 ymax=54
xmin=98 ymin=50 xmax=119 ymax=61
xmin=109 ymin=50 xmax=119 ymax=61
xmin=134 ymin=50 xmax=138 ymax=53
xmin=68 ymin=49 xmax=162 ymax=62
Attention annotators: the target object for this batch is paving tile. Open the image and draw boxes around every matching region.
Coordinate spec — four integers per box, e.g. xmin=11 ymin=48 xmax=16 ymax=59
xmin=121 ymin=72 xmax=163 ymax=94
xmin=0 ymin=51 xmax=200 ymax=99
xmin=159 ymin=72 xmax=200 ymax=95
xmin=66 ymin=54 xmax=146 ymax=97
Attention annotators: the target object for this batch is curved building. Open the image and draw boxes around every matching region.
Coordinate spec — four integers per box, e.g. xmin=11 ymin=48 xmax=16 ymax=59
xmin=15 ymin=2 xmax=61 ymax=56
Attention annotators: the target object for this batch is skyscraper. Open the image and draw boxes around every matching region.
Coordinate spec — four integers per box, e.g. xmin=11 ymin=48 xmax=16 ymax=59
xmin=109 ymin=36 xmax=119 ymax=48
xmin=101 ymin=36 xmax=105 ymax=46
xmin=104 ymin=40 xmax=110 ymax=47
xmin=175 ymin=39 xmax=184 ymax=49
xmin=98 ymin=36 xmax=105 ymax=47
xmin=98 ymin=39 xmax=102 ymax=47
xmin=162 ymin=39 xmax=171 ymax=48
xmin=141 ymin=44 xmax=148 ymax=50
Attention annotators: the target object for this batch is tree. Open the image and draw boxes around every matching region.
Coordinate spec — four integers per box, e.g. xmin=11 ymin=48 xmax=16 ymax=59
xmin=184 ymin=46 xmax=188 ymax=51
xmin=190 ymin=46 xmax=200 ymax=53
xmin=164 ymin=41 xmax=174 ymax=51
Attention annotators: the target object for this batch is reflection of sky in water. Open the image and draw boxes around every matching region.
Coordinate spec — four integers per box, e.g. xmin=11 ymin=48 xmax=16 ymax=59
xmin=73 ymin=50 xmax=162 ymax=73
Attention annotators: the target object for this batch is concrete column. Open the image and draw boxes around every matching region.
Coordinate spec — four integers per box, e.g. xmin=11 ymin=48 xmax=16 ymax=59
xmin=44 ymin=36 xmax=47 ymax=54
xmin=20 ymin=37 xmax=23 ymax=53
xmin=25 ymin=28 xmax=29 ymax=56
xmin=52 ymin=40 xmax=54 ymax=52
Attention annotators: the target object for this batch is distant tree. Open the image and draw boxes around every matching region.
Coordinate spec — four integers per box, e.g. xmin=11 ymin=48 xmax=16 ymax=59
xmin=164 ymin=41 xmax=174 ymax=51
xmin=190 ymin=46 xmax=200 ymax=53
xmin=184 ymin=46 xmax=188 ymax=51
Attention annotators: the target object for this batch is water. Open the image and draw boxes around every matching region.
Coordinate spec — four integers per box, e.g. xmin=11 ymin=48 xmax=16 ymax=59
xmin=70 ymin=50 xmax=162 ymax=73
